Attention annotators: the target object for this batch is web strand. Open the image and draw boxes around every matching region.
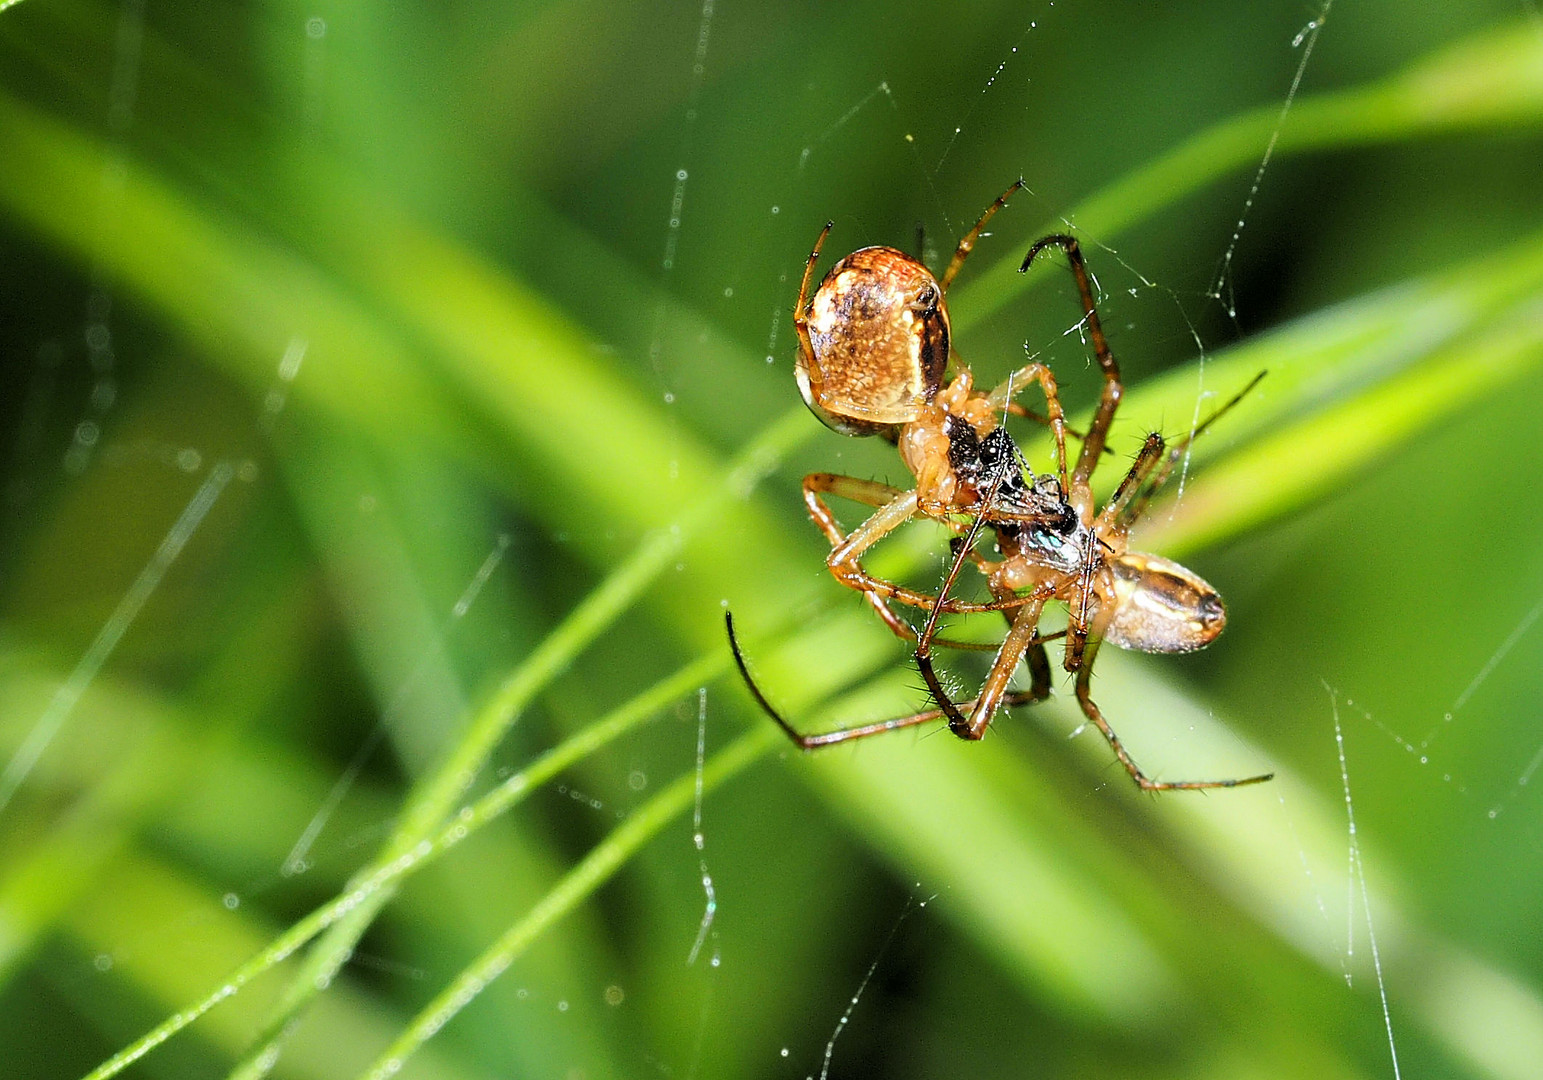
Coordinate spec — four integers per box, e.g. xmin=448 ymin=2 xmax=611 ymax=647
xmin=1331 ymin=691 xmax=1404 ymax=1080
xmin=0 ymin=462 xmax=234 ymax=814
xmin=1208 ymin=0 xmax=1336 ymax=319
xmin=687 ymin=687 xmax=719 ymax=966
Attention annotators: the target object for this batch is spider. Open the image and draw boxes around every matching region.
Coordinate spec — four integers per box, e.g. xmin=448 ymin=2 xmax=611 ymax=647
xmin=727 ymin=182 xmax=1272 ymax=792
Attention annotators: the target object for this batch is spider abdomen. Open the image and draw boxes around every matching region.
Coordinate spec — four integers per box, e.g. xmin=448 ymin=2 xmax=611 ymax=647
xmin=798 ymin=246 xmax=950 ymax=429
xmin=1104 ymin=551 xmax=1226 ymax=653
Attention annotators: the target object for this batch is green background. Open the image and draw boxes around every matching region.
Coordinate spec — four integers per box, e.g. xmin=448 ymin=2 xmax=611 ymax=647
xmin=1 ymin=1 xmax=1541 ymax=1077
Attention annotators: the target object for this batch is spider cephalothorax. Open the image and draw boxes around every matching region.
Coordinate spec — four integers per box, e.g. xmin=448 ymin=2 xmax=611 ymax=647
xmin=729 ymin=182 xmax=1270 ymax=792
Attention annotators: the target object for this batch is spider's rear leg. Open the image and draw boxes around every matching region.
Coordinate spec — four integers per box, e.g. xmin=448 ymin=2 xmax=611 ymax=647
xmin=1115 ymin=370 xmax=1268 ymax=529
xmin=1098 ymin=432 xmax=1166 ymax=530
xmin=1072 ymin=635 xmax=1274 ymax=792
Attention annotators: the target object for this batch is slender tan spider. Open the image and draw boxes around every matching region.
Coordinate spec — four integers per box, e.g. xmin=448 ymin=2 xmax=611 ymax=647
xmin=728 ymin=183 xmax=1271 ymax=792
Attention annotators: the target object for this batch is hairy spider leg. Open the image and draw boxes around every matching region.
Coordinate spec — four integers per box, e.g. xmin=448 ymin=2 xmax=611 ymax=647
xmin=940 ymin=178 xmax=1026 ymax=292
xmin=1020 ymin=234 xmax=1122 ymax=490
xmin=802 ymin=474 xmax=1011 ymax=651
xmin=916 ymin=595 xmax=1052 ymax=740
xmin=913 ymin=451 xmax=1060 ymax=738
xmin=805 ymin=475 xmax=1038 ymax=622
xmin=1116 ymin=370 xmax=1268 ymax=529
xmin=1072 ymin=634 xmax=1275 ymax=791
xmin=725 ymin=611 xmax=1046 ymax=750
xmin=1098 ymin=432 xmax=1167 ymax=531
xmin=792 ymin=221 xmax=835 ymax=402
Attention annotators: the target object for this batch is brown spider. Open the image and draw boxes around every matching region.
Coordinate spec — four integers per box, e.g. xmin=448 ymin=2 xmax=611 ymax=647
xmin=728 ymin=183 xmax=1272 ymax=792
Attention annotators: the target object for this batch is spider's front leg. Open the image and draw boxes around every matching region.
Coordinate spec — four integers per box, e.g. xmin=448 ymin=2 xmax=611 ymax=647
xmin=939 ymin=178 xmax=1025 ymax=292
xmin=724 ymin=612 xmax=1045 ymax=750
xmin=792 ymin=221 xmax=835 ymax=402
xmin=1020 ymin=234 xmax=1122 ymax=494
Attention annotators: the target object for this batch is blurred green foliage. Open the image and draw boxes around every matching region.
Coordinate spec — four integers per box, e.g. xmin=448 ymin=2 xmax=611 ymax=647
xmin=1 ymin=2 xmax=1542 ymax=1078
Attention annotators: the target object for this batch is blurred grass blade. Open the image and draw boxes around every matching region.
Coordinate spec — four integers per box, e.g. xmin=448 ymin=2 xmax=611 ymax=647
xmin=357 ymin=727 xmax=778 ymax=1080
xmin=220 ymin=408 xmax=805 ymax=1079
xmin=77 ymin=650 xmax=729 ymax=1080
xmin=953 ymin=20 xmax=1543 ymax=332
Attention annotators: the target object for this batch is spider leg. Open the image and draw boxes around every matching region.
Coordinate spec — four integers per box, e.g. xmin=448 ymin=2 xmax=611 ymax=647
xmin=943 ymin=342 xmax=1110 ymax=460
xmin=918 ymin=595 xmax=1050 ymax=740
xmin=1072 ymin=634 xmax=1274 ymax=791
xmin=940 ymin=178 xmax=1025 ymax=292
xmin=793 ymin=222 xmax=835 ymax=401
xmin=1098 ymin=433 xmax=1166 ymax=530
xmin=914 ymin=460 xmax=1055 ymax=738
xmin=1001 ymin=402 xmax=1115 ymax=457
xmin=806 ymin=474 xmax=956 ymax=644
xmin=1116 ymin=370 xmax=1267 ymax=528
xmin=1020 ymin=234 xmax=1121 ymax=489
xmin=725 ymin=611 xmax=1042 ymax=749
xmin=806 ymin=474 xmax=1036 ymax=621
